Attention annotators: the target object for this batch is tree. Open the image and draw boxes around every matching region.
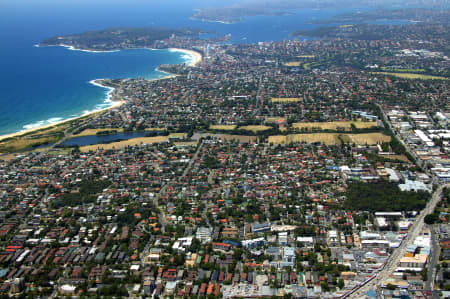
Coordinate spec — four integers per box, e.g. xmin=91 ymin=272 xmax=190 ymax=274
xmin=424 ymin=213 xmax=439 ymax=225
xmin=386 ymin=283 xmax=396 ymax=290
xmin=337 ymin=278 xmax=345 ymax=289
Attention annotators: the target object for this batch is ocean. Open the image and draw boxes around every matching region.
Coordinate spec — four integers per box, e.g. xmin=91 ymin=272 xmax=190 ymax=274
xmin=0 ymin=0 xmax=414 ymax=136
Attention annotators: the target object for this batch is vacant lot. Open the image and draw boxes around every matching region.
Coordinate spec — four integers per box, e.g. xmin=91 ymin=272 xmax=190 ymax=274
xmin=214 ymin=134 xmax=258 ymax=143
xmin=292 ymin=121 xmax=377 ymax=131
xmin=372 ymin=72 xmax=449 ymax=80
xmin=80 ymin=136 xmax=169 ymax=152
xmin=174 ymin=141 xmax=197 ymax=147
xmin=238 ymin=125 xmax=272 ymax=133
xmin=269 ymin=133 xmax=390 ymax=145
xmin=265 ymin=117 xmax=286 ymax=124
xmin=210 ymin=125 xmax=237 ymax=130
xmin=271 ymin=98 xmax=301 ymax=103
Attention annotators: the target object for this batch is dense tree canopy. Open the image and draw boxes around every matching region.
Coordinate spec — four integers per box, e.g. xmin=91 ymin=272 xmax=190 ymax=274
xmin=344 ymin=180 xmax=429 ymax=212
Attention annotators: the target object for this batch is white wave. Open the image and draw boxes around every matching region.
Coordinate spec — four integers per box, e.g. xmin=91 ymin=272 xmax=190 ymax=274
xmin=23 ymin=121 xmax=46 ymax=130
xmin=19 ymin=80 xmax=120 ymax=133
xmin=22 ymin=117 xmax=63 ymax=130
xmin=89 ymin=79 xmax=117 ymax=108
xmin=168 ymin=48 xmax=183 ymax=54
xmin=168 ymin=48 xmax=200 ymax=66
xmin=47 ymin=117 xmax=63 ymax=123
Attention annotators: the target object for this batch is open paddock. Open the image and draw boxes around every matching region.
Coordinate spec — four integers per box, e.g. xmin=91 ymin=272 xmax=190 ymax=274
xmin=372 ymin=72 xmax=449 ymax=80
xmin=292 ymin=121 xmax=377 ymax=131
xmin=74 ymin=128 xmax=124 ymax=137
xmin=0 ymin=154 xmax=18 ymax=162
xmin=238 ymin=125 xmax=272 ymax=133
xmin=284 ymin=62 xmax=302 ymax=67
xmin=269 ymin=133 xmax=390 ymax=145
xmin=144 ymin=128 xmax=166 ymax=131
xmin=348 ymin=133 xmax=391 ymax=144
xmin=210 ymin=125 xmax=237 ymax=131
xmin=79 ymin=136 xmax=169 ymax=152
xmin=168 ymin=133 xmax=187 ymax=139
xmin=0 ymin=136 xmax=59 ymax=153
xmin=271 ymin=98 xmax=301 ymax=103
xmin=378 ymin=154 xmax=410 ymax=162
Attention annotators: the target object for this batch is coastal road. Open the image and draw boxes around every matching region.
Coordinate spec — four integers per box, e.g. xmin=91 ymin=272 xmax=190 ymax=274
xmin=347 ymin=184 xmax=448 ymax=298
xmin=34 ymin=115 xmax=98 ymax=160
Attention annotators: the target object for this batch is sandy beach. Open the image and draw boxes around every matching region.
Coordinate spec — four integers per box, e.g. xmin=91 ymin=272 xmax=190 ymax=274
xmin=0 ymin=47 xmax=202 ymax=143
xmin=169 ymin=48 xmax=203 ymax=66
xmin=0 ymin=99 xmax=125 ymax=142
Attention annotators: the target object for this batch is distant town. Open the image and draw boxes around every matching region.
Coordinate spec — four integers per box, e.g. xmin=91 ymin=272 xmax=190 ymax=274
xmin=0 ymin=8 xmax=449 ymax=299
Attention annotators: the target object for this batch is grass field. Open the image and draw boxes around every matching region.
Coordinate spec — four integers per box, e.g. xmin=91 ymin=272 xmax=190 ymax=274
xmin=210 ymin=125 xmax=237 ymax=130
xmin=292 ymin=121 xmax=377 ymax=131
xmin=269 ymin=133 xmax=390 ymax=145
xmin=347 ymin=133 xmax=391 ymax=144
xmin=372 ymin=72 xmax=449 ymax=80
xmin=271 ymin=98 xmax=301 ymax=103
xmin=380 ymin=67 xmax=426 ymax=73
xmin=284 ymin=62 xmax=302 ymax=67
xmin=0 ymin=154 xmax=18 ymax=162
xmin=80 ymin=136 xmax=169 ymax=152
xmin=74 ymin=128 xmax=124 ymax=137
xmin=0 ymin=136 xmax=59 ymax=153
xmin=296 ymin=55 xmax=315 ymax=58
xmin=144 ymin=128 xmax=166 ymax=132
xmin=379 ymin=154 xmax=410 ymax=162
xmin=168 ymin=133 xmax=188 ymax=139
xmin=238 ymin=125 xmax=272 ymax=133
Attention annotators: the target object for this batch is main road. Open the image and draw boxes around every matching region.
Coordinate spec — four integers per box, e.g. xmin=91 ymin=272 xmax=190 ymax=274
xmin=151 ymin=140 xmax=204 ymax=233
xmin=347 ymin=183 xmax=448 ymax=298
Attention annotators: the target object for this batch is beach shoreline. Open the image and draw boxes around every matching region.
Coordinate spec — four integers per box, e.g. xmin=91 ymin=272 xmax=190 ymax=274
xmin=0 ymin=46 xmax=203 ymax=143
xmin=0 ymin=80 xmax=124 ymax=142
xmin=37 ymin=44 xmax=203 ymax=66
xmin=168 ymin=48 xmax=203 ymax=66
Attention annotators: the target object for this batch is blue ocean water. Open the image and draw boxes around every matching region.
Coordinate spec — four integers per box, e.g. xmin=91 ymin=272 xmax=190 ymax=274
xmin=0 ymin=0 xmax=420 ymax=136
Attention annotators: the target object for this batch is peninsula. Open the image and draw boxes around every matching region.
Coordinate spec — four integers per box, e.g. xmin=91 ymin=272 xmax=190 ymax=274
xmin=39 ymin=27 xmax=204 ymax=52
xmin=192 ymin=7 xmax=292 ymax=24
